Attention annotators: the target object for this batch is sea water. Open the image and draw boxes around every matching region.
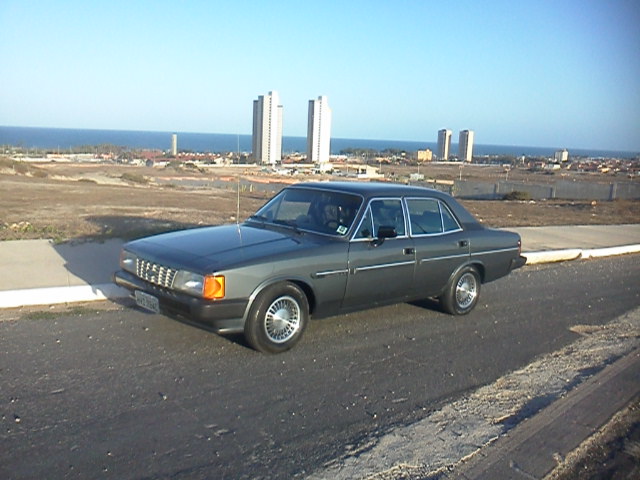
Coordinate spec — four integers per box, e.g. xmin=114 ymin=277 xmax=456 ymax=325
xmin=0 ymin=126 xmax=635 ymax=158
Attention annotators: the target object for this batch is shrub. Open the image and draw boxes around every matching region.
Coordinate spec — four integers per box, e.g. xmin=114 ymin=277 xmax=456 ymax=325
xmin=121 ymin=172 xmax=149 ymax=184
xmin=12 ymin=162 xmax=29 ymax=174
xmin=502 ymin=190 xmax=531 ymax=201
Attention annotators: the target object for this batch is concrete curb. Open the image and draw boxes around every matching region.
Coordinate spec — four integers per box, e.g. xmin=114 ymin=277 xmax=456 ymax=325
xmin=524 ymin=249 xmax=583 ymax=265
xmin=582 ymin=244 xmax=640 ymax=259
xmin=0 ymin=283 xmax=129 ymax=308
xmin=524 ymin=244 xmax=640 ymax=265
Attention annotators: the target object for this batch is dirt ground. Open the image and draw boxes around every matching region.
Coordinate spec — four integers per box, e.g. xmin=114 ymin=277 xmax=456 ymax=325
xmin=1 ymin=161 xmax=639 ymax=242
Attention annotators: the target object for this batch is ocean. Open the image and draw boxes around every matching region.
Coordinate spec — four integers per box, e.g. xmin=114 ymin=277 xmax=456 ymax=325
xmin=0 ymin=126 xmax=636 ymax=159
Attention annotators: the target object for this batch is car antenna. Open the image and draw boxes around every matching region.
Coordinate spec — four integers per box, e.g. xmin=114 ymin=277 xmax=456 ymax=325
xmin=235 ymin=133 xmax=243 ymax=244
xmin=236 ymin=133 xmax=241 ymax=224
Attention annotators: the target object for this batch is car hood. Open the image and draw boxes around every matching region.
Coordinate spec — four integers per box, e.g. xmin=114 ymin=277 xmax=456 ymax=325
xmin=124 ymin=224 xmax=308 ymax=273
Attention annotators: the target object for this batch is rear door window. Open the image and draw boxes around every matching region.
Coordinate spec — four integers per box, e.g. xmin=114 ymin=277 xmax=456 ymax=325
xmin=407 ymin=198 xmax=461 ymax=236
xmin=441 ymin=202 xmax=461 ymax=232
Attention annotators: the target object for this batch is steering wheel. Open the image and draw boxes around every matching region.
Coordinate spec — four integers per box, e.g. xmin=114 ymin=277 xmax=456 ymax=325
xmin=324 ymin=220 xmax=339 ymax=230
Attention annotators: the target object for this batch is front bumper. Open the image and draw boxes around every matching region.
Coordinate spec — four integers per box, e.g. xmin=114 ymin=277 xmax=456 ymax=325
xmin=113 ymin=270 xmax=247 ymax=334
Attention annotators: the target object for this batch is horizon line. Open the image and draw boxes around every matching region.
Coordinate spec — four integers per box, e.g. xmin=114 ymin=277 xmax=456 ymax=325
xmin=1 ymin=124 xmax=638 ymax=155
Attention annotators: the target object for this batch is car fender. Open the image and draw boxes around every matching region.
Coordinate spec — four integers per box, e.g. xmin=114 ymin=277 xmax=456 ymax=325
xmin=242 ymin=275 xmax=316 ymax=323
xmin=444 ymin=260 xmax=486 ymax=290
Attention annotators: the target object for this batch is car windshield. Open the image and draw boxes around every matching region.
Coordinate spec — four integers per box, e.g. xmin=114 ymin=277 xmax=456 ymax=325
xmin=250 ymin=187 xmax=362 ymax=236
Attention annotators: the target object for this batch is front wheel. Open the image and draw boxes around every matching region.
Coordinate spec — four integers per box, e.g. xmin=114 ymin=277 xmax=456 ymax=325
xmin=440 ymin=266 xmax=481 ymax=315
xmin=244 ymin=282 xmax=309 ymax=354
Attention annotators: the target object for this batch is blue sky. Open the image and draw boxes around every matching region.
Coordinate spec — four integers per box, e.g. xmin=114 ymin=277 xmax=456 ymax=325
xmin=1 ymin=0 xmax=639 ymax=151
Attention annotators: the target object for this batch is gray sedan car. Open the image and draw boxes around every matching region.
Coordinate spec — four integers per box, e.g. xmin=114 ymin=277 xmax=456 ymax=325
xmin=114 ymin=181 xmax=525 ymax=353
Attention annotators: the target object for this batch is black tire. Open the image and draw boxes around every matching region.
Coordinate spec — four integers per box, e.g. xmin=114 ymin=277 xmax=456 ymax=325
xmin=440 ymin=266 xmax=481 ymax=315
xmin=244 ymin=282 xmax=309 ymax=354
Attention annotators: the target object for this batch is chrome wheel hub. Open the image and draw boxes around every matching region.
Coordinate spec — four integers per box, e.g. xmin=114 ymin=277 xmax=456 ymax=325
xmin=265 ymin=296 xmax=300 ymax=343
xmin=456 ymin=272 xmax=478 ymax=309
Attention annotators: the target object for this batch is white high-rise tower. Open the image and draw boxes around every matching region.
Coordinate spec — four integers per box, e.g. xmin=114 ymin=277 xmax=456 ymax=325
xmin=306 ymin=95 xmax=332 ymax=165
xmin=170 ymin=133 xmax=178 ymax=156
xmin=459 ymin=130 xmax=474 ymax=162
xmin=437 ymin=129 xmax=452 ymax=161
xmin=252 ymin=91 xmax=283 ymax=165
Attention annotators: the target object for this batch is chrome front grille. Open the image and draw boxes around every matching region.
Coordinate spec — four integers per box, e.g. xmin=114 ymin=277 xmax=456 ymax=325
xmin=135 ymin=258 xmax=177 ymax=288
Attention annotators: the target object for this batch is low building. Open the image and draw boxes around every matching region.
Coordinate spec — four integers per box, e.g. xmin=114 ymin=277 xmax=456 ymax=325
xmin=332 ymin=164 xmax=383 ymax=179
xmin=316 ymin=162 xmax=333 ymax=173
xmin=417 ymin=149 xmax=433 ymax=162
xmin=354 ymin=164 xmax=383 ymax=179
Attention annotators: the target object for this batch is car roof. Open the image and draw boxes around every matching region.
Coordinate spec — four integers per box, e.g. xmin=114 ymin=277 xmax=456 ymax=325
xmin=289 ymin=181 xmax=482 ymax=229
xmin=291 ymin=181 xmax=446 ymax=199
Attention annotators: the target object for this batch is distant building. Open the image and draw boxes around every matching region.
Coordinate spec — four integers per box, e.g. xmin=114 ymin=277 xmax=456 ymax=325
xmin=555 ymin=149 xmax=569 ymax=162
xmin=252 ymin=91 xmax=283 ymax=165
xmin=459 ymin=130 xmax=474 ymax=162
xmin=417 ymin=149 xmax=433 ymax=162
xmin=437 ymin=129 xmax=452 ymax=160
xmin=307 ymin=95 xmax=332 ymax=165
xmin=171 ymin=133 xmax=178 ymax=156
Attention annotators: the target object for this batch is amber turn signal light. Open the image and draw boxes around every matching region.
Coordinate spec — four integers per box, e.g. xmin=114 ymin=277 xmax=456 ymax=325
xmin=203 ymin=275 xmax=225 ymax=300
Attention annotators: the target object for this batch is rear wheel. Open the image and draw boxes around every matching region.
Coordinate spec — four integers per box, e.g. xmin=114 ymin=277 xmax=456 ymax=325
xmin=244 ymin=282 xmax=309 ymax=354
xmin=440 ymin=266 xmax=481 ymax=315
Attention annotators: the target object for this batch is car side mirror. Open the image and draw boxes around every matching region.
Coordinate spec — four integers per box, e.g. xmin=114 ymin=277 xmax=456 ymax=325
xmin=371 ymin=226 xmax=397 ymax=247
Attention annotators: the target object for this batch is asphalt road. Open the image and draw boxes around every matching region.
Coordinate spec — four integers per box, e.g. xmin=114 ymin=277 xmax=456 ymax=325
xmin=1 ymin=256 xmax=639 ymax=480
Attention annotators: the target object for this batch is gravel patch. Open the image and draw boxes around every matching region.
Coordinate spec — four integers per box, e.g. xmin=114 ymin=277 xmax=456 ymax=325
xmin=308 ymin=307 xmax=640 ymax=480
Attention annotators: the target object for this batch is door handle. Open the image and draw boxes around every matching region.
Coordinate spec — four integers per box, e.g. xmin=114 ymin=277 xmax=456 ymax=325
xmin=403 ymin=247 xmax=415 ymax=255
xmin=459 ymin=240 xmax=469 ymax=248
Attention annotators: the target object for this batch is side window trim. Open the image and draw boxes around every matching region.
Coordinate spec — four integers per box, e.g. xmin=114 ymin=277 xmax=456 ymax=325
xmin=352 ymin=204 xmax=374 ymax=241
xmin=436 ymin=201 xmax=445 ymax=232
xmin=438 ymin=200 xmax=463 ymax=233
xmin=350 ymin=197 xmax=408 ymax=242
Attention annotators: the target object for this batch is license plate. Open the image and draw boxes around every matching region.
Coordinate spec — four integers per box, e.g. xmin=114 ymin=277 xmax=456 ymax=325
xmin=135 ymin=290 xmax=160 ymax=314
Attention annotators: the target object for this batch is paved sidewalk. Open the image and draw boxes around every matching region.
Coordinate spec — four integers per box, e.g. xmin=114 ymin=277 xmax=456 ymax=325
xmin=0 ymin=238 xmax=123 ymax=290
xmin=515 ymin=224 xmax=640 ymax=264
xmin=514 ymin=224 xmax=640 ymax=251
xmin=0 ymin=238 xmax=126 ymax=308
xmin=0 ymin=224 xmax=639 ymax=308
